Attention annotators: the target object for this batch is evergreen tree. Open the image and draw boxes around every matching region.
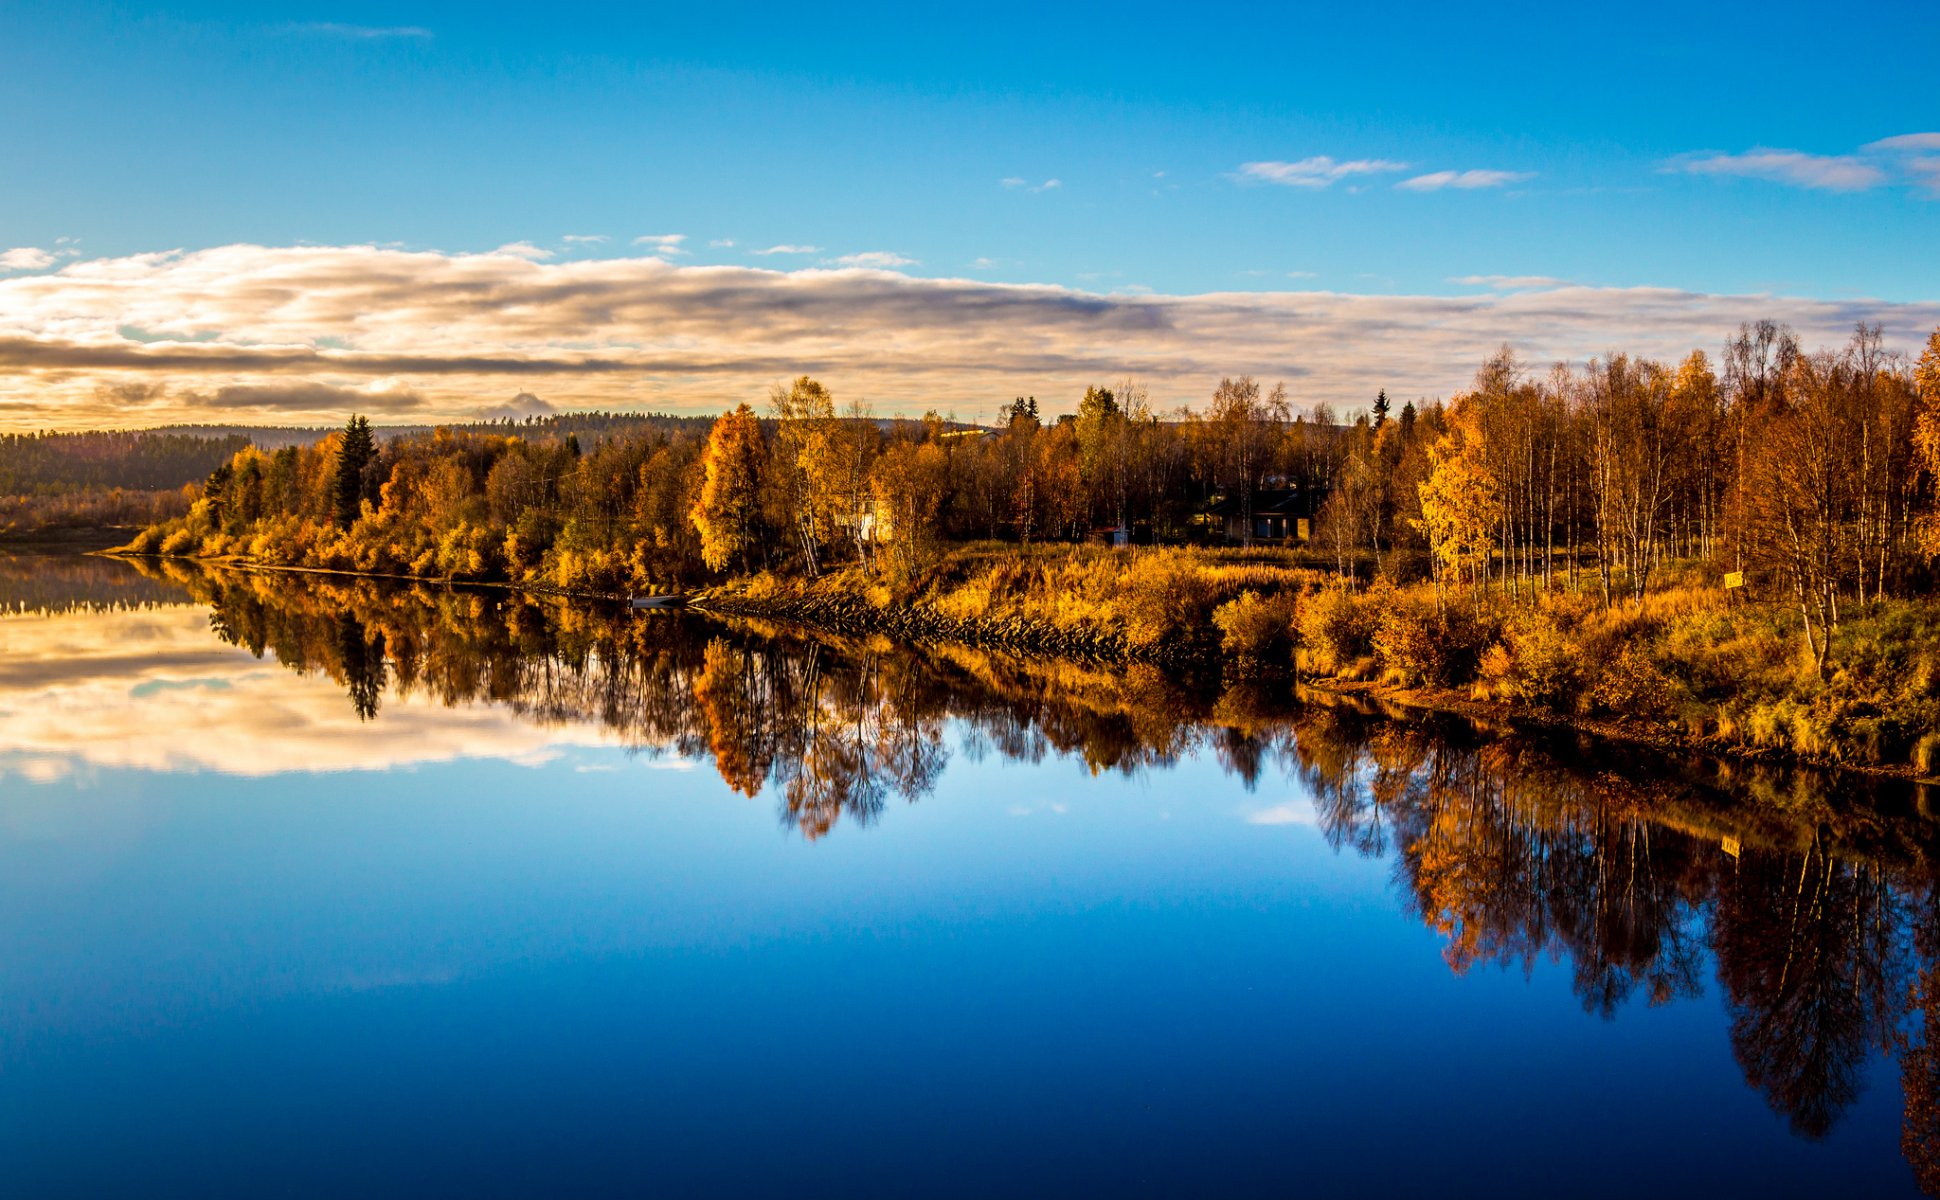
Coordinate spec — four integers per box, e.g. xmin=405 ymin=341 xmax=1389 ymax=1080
xmin=1373 ymin=389 xmax=1392 ymax=429
xmin=332 ymin=414 xmax=376 ymax=528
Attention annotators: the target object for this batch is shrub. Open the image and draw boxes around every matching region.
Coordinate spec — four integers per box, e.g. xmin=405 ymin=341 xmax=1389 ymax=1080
xmin=1581 ymin=641 xmax=1681 ymax=721
xmin=1213 ymin=589 xmax=1300 ymax=670
xmin=1299 ymin=585 xmax=1381 ymax=676
xmin=1914 ymin=732 xmax=1940 ymax=777
xmin=1483 ymin=609 xmax=1580 ymax=709
xmin=1374 ymin=596 xmax=1496 ymax=688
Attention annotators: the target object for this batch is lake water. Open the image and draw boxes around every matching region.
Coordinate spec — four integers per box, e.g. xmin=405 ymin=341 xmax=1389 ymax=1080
xmin=0 ymin=548 xmax=1934 ymax=1197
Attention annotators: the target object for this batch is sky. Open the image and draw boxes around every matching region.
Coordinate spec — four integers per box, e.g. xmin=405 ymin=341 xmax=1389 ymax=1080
xmin=0 ymin=1 xmax=1936 ymax=429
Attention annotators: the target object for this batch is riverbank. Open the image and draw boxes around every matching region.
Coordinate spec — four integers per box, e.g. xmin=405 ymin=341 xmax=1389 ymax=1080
xmin=107 ymin=540 xmax=1940 ymax=784
xmin=691 ymin=546 xmax=1940 ymax=784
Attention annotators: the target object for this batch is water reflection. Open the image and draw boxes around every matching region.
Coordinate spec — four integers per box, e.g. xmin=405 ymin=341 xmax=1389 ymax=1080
xmin=9 ymin=554 xmax=1940 ymax=1190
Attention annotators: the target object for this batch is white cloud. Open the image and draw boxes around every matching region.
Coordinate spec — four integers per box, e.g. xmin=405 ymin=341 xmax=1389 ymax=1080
xmin=0 ymin=242 xmax=1935 ymax=430
xmin=1672 ymin=134 xmax=1940 ymax=194
xmin=1397 ymin=169 xmax=1534 ymax=192
xmin=1247 ymin=801 xmax=1315 ymax=826
xmin=1237 ymin=157 xmax=1409 ymax=188
xmin=752 ymin=244 xmax=820 ymax=256
xmin=1002 ymin=177 xmax=1062 ymax=193
xmin=1671 ymin=148 xmax=1888 ymax=192
xmin=1453 ymin=274 xmax=1570 ymax=290
xmin=827 ymin=251 xmax=917 ymax=269
xmin=492 ymin=241 xmax=553 ymax=261
xmin=632 ymin=234 xmax=686 ymax=255
xmin=1863 ymin=132 xmax=1940 ymax=153
xmin=708 ymin=238 xmax=736 ymax=248
xmin=281 ymin=22 xmax=433 ymax=39
xmin=0 ymin=248 xmax=56 ymax=271
xmin=562 ymin=234 xmax=609 ymax=245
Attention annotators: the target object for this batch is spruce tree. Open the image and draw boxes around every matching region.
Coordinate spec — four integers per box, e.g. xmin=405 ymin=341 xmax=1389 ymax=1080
xmin=332 ymin=414 xmax=376 ymax=528
xmin=1372 ymin=389 xmax=1391 ymax=429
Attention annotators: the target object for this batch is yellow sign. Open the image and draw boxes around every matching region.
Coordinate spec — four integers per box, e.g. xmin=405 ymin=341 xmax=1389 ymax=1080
xmin=1296 ymin=518 xmax=1310 ymax=541
xmin=1721 ymin=835 xmax=1741 ymax=859
xmin=1723 ymin=571 xmax=1745 ymax=590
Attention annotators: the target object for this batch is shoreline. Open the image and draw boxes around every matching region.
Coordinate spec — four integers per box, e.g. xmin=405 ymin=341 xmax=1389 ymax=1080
xmin=103 ymin=548 xmax=1940 ymax=790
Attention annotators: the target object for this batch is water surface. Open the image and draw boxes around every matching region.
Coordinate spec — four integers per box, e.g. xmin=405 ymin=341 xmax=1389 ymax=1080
xmin=0 ymin=550 xmax=1934 ymax=1197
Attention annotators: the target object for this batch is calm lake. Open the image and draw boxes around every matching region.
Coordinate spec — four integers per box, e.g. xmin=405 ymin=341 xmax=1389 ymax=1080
xmin=0 ymin=548 xmax=1934 ymax=1197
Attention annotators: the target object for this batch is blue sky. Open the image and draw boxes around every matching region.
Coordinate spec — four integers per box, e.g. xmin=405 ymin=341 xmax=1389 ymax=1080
xmin=0 ymin=2 xmax=1936 ymax=426
xmin=6 ymin=1 xmax=1936 ymax=297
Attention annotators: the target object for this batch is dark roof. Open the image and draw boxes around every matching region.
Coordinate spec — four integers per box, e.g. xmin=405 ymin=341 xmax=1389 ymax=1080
xmin=1204 ymin=489 xmax=1303 ymax=518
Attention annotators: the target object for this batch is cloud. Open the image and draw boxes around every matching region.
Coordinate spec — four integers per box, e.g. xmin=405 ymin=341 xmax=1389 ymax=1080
xmin=1397 ymin=169 xmax=1534 ymax=191
xmin=827 ymin=251 xmax=917 ymax=269
xmin=708 ymin=238 xmax=736 ymax=248
xmin=180 ymin=382 xmax=426 ymax=415
xmin=561 ymin=234 xmax=609 ymax=245
xmin=280 ymin=22 xmax=433 ymax=40
xmin=1247 ymin=801 xmax=1315 ymax=826
xmin=1670 ymin=148 xmax=1888 ymax=191
xmin=1863 ymin=132 xmax=1940 ymax=153
xmin=1002 ymin=177 xmax=1062 ymax=193
xmin=1237 ymin=157 xmax=1409 ymax=188
xmin=751 ymin=244 xmax=820 ymax=256
xmin=1670 ymin=134 xmax=1940 ymax=194
xmin=0 ymin=248 xmax=56 ymax=271
xmin=0 ymin=242 xmax=1935 ymax=429
xmin=474 ymin=391 xmax=556 ymax=421
xmin=1453 ymin=274 xmax=1570 ymax=290
xmin=493 ymin=241 xmax=553 ymax=260
xmin=632 ymin=234 xmax=686 ymax=254
xmin=0 ymin=607 xmax=614 ymax=780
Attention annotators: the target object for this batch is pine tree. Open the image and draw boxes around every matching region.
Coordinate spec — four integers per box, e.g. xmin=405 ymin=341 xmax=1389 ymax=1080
xmin=1372 ymin=389 xmax=1391 ymax=429
xmin=332 ymin=415 xmax=376 ymax=528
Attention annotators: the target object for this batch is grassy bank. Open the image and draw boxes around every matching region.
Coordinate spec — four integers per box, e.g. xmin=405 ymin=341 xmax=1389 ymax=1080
xmin=697 ymin=544 xmax=1940 ymax=780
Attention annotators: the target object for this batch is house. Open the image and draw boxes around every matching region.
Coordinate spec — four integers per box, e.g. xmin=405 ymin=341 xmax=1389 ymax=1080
xmin=1204 ymin=489 xmax=1310 ymax=545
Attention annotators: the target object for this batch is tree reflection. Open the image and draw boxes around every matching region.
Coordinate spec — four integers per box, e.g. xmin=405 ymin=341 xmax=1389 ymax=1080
xmin=1714 ymin=841 xmax=1906 ymax=1138
xmin=119 ymin=558 xmax=1940 ymax=1191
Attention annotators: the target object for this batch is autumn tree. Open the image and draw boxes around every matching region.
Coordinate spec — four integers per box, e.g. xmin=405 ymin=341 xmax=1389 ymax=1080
xmin=871 ymin=437 xmax=949 ymax=580
xmin=770 ymin=376 xmax=836 ymax=575
xmin=1208 ymin=376 xmax=1290 ymax=546
xmin=690 ymin=403 xmax=769 ymax=573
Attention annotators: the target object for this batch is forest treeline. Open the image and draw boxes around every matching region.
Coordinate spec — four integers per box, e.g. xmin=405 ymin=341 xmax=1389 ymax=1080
xmin=123 ymin=322 xmax=1940 ymax=769
xmin=111 ymin=558 xmax=1940 ymax=1187
xmin=0 ymin=429 xmax=254 ymax=536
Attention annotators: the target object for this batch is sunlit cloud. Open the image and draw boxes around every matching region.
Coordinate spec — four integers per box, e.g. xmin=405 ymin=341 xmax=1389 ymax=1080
xmin=708 ymin=238 xmax=736 ymax=248
xmin=562 ymin=234 xmax=609 ymax=245
xmin=632 ymin=234 xmax=686 ymax=255
xmin=0 ymin=608 xmax=614 ymax=779
xmin=0 ymin=243 xmax=1935 ymax=429
xmin=473 ymin=390 xmax=555 ymax=420
xmin=1398 ymin=169 xmax=1534 ymax=191
xmin=1237 ymin=157 xmax=1409 ymax=188
xmin=0 ymin=248 xmax=56 ymax=272
xmin=827 ymin=251 xmax=917 ymax=269
xmin=493 ymin=241 xmax=554 ymax=261
xmin=751 ymin=244 xmax=820 ymax=255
